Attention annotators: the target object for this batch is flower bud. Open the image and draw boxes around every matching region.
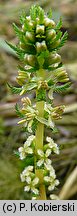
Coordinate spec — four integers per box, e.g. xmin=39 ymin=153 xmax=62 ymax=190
xmin=18 ymin=119 xmax=27 ymax=124
xmin=22 ymin=24 xmax=25 ymax=31
xmin=36 ymin=17 xmax=40 ymax=22
xmin=36 ymin=24 xmax=45 ymax=34
xmin=55 ymin=67 xmax=66 ymax=76
xmin=59 ymin=77 xmax=69 ymax=83
xmin=28 ymin=55 xmax=36 ymax=66
xmin=38 ymin=80 xmax=48 ymax=90
xmin=24 ymin=54 xmax=28 ymax=62
xmin=36 ymin=41 xmax=47 ymax=53
xmin=52 ymin=113 xmax=60 ymax=120
xmin=46 ymin=29 xmax=56 ymax=40
xmin=21 ymin=97 xmax=31 ymax=106
xmin=29 ymin=21 xmax=34 ymax=28
xmin=20 ymin=42 xmax=26 ymax=49
xmin=53 ymin=105 xmax=65 ymax=115
xmin=24 ymin=54 xmax=36 ymax=67
xmin=57 ymin=71 xmax=68 ymax=78
xmin=54 ymin=67 xmax=69 ymax=82
xmin=26 ymin=31 xmax=35 ymax=42
xmin=52 ymin=105 xmax=65 ymax=119
xmin=51 ymin=39 xmax=60 ymax=49
xmin=48 ymin=53 xmax=61 ymax=65
xmin=44 ymin=17 xmax=55 ymax=28
xmin=26 ymin=16 xmax=31 ymax=21
xmin=18 ymin=71 xmax=27 ymax=77
xmin=16 ymin=77 xmax=24 ymax=85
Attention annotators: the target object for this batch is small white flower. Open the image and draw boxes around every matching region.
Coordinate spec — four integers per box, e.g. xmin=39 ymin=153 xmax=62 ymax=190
xmin=44 ymin=103 xmax=53 ymax=114
xmin=37 ymin=149 xmax=51 ymax=167
xmin=44 ymin=174 xmax=59 ymax=191
xmin=22 ymin=166 xmax=33 ymax=176
xmin=23 ymin=166 xmax=33 ymax=173
xmin=25 ymin=176 xmax=31 ymax=184
xmin=27 ymin=120 xmax=33 ymax=133
xmin=24 ymin=177 xmax=39 ymax=195
xmin=46 ymin=137 xmax=52 ymax=143
xmin=18 ymin=147 xmax=26 ymax=160
xmin=20 ymin=173 xmax=26 ymax=182
xmin=48 ymin=184 xmax=55 ymax=191
xmin=24 ymin=186 xmax=30 ymax=192
xmin=44 ymin=176 xmax=51 ymax=182
xmin=48 ymin=116 xmax=55 ymax=128
xmin=48 ymin=179 xmax=59 ymax=191
xmin=20 ymin=166 xmax=33 ymax=182
xmin=50 ymin=194 xmax=59 ymax=200
xmin=44 ymin=163 xmax=52 ymax=170
xmin=46 ymin=136 xmax=59 ymax=154
xmin=24 ymin=135 xmax=35 ymax=147
xmin=44 ymin=163 xmax=56 ymax=178
xmin=44 ymin=103 xmax=55 ymax=128
xmin=32 ymin=196 xmax=37 ymax=200
xmin=18 ymin=135 xmax=35 ymax=160
xmin=50 ymin=170 xmax=56 ymax=178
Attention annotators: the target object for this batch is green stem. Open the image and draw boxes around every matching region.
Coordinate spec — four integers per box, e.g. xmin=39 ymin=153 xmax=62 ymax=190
xmin=35 ymin=101 xmax=46 ymax=200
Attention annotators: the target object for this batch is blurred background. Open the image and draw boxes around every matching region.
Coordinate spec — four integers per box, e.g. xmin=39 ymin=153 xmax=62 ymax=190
xmin=0 ymin=0 xmax=77 ymax=200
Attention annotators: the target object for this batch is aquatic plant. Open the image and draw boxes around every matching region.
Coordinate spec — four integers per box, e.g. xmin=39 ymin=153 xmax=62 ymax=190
xmin=8 ymin=5 xmax=70 ymax=199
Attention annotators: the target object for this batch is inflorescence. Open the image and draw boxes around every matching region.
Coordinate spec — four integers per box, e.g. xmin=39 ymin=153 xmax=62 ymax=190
xmin=8 ymin=5 xmax=70 ymax=199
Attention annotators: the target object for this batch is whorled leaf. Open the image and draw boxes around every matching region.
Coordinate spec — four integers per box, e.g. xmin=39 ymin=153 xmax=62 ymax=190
xmin=7 ymin=83 xmax=22 ymax=94
xmin=15 ymin=104 xmax=24 ymax=118
xmin=54 ymin=82 xmax=71 ymax=93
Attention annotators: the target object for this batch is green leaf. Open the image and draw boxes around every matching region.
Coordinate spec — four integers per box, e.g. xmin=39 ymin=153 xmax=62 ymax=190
xmin=55 ymin=17 xmax=62 ymax=30
xmin=20 ymin=83 xmax=37 ymax=95
xmin=18 ymin=65 xmax=37 ymax=74
xmin=6 ymin=42 xmax=25 ymax=60
xmin=39 ymin=7 xmax=44 ymax=24
xmin=22 ymin=157 xmax=34 ymax=166
xmin=47 ymin=9 xmax=52 ymax=18
xmin=13 ymin=23 xmax=24 ymax=41
xmin=20 ymin=11 xmax=26 ymax=24
xmin=30 ymin=5 xmax=38 ymax=20
xmin=54 ymin=82 xmax=71 ymax=93
xmin=27 ymin=67 xmax=37 ymax=73
xmin=58 ymin=31 xmax=68 ymax=49
xmin=15 ymin=104 xmax=24 ymax=118
xmin=14 ymin=150 xmax=20 ymax=157
xmin=56 ymin=31 xmax=62 ymax=40
xmin=30 ymin=5 xmax=44 ymax=23
xmin=37 ymin=50 xmax=49 ymax=67
xmin=26 ymin=83 xmax=37 ymax=91
xmin=49 ymin=31 xmax=62 ymax=46
xmin=7 ymin=83 xmax=22 ymax=94
xmin=31 ymin=118 xmax=38 ymax=133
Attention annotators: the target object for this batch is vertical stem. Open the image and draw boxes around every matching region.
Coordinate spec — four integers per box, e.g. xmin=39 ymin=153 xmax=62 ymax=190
xmin=35 ymin=101 xmax=46 ymax=200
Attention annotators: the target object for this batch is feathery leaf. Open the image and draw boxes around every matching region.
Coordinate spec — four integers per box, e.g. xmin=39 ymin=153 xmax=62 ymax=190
xmin=6 ymin=42 xmax=25 ymax=60
xmin=7 ymin=83 xmax=22 ymax=94
xmin=56 ymin=31 xmax=62 ymax=40
xmin=55 ymin=18 xmax=62 ymax=30
xmin=30 ymin=5 xmax=44 ymax=22
xmin=54 ymin=82 xmax=71 ymax=93
xmin=58 ymin=31 xmax=68 ymax=49
xmin=15 ymin=104 xmax=24 ymax=118
xmin=13 ymin=23 xmax=24 ymax=41
xmin=47 ymin=9 xmax=52 ymax=18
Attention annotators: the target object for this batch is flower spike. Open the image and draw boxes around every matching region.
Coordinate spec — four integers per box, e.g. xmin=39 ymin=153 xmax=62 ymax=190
xmin=8 ymin=5 xmax=70 ymax=200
